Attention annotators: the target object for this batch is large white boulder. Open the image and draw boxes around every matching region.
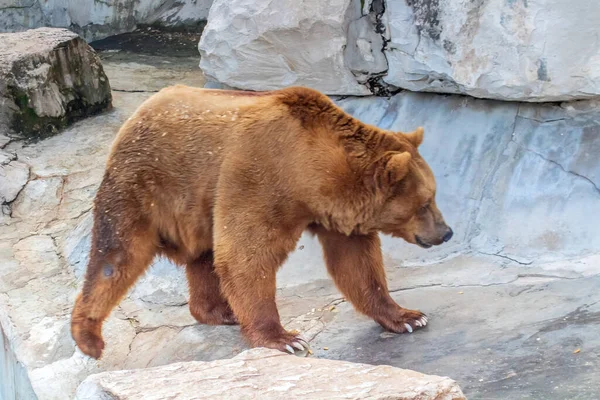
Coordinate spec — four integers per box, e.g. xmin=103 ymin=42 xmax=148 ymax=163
xmin=0 ymin=0 xmax=213 ymax=42
xmin=199 ymin=0 xmax=600 ymax=101
xmin=199 ymin=0 xmax=371 ymax=95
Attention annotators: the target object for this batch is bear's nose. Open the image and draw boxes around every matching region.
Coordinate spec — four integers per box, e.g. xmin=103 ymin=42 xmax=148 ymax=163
xmin=442 ymin=228 xmax=453 ymax=242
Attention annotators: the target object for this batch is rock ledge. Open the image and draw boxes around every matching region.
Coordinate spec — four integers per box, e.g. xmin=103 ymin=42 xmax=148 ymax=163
xmin=75 ymin=348 xmax=466 ymax=400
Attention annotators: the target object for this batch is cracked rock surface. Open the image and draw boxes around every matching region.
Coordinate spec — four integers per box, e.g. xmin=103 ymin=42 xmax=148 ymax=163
xmin=1 ymin=50 xmax=600 ymax=399
xmin=383 ymin=0 xmax=600 ymax=101
xmin=0 ymin=148 xmax=29 ymax=209
xmin=199 ymin=0 xmax=600 ymax=101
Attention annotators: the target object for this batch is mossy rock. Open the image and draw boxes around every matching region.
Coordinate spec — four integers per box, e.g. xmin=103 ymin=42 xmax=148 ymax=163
xmin=0 ymin=28 xmax=112 ymax=141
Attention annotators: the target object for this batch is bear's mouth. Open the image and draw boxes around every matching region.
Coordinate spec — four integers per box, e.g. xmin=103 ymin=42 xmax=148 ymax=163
xmin=415 ymin=236 xmax=432 ymax=249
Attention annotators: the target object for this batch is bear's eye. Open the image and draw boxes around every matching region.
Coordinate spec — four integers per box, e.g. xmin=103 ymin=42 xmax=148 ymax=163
xmin=419 ymin=202 xmax=430 ymax=214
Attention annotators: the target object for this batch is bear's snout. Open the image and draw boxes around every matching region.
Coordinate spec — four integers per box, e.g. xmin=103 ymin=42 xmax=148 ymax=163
xmin=442 ymin=227 xmax=453 ymax=243
xmin=415 ymin=224 xmax=453 ymax=248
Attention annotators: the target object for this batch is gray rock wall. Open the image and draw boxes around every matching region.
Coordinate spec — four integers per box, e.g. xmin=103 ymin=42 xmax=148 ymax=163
xmin=0 ymin=0 xmax=213 ymax=42
xmin=199 ymin=0 xmax=600 ymax=101
xmin=382 ymin=0 xmax=600 ymax=101
xmin=334 ymin=94 xmax=600 ymax=264
xmin=199 ymin=0 xmax=368 ymax=95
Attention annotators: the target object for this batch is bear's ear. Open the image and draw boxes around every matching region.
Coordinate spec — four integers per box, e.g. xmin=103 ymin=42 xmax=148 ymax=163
xmin=385 ymin=151 xmax=412 ymax=183
xmin=404 ymin=126 xmax=424 ymax=148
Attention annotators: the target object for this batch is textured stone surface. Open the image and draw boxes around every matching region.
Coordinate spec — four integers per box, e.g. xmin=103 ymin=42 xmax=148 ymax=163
xmin=382 ymin=0 xmax=600 ymax=101
xmin=334 ymin=94 xmax=600 ymax=263
xmin=474 ymin=101 xmax=600 ymax=261
xmin=199 ymin=0 xmax=370 ymax=95
xmin=75 ymin=348 xmax=466 ymax=400
xmin=307 ymin=261 xmax=600 ymax=400
xmin=200 ymin=0 xmax=600 ymax=101
xmin=0 ymin=134 xmax=10 ymax=148
xmin=0 ymin=149 xmax=29 ymax=206
xmin=0 ymin=0 xmax=213 ymax=42
xmin=1 ymin=51 xmax=600 ymax=400
xmin=0 ymin=28 xmax=111 ymax=139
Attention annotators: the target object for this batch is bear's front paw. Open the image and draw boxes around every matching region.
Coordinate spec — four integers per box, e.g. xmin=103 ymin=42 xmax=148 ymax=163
xmin=248 ymin=329 xmax=311 ymax=357
xmin=375 ymin=306 xmax=428 ymax=334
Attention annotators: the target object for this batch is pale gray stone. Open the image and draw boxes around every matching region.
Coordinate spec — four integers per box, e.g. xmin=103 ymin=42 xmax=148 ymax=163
xmin=11 ymin=177 xmax=63 ymax=223
xmin=0 ymin=150 xmax=29 ymax=204
xmin=75 ymin=348 xmax=466 ymax=400
xmin=199 ymin=0 xmax=370 ymax=95
xmin=200 ymin=0 xmax=600 ymax=101
xmin=334 ymin=93 xmax=600 ymax=263
xmin=382 ymin=0 xmax=600 ymax=101
xmin=0 ymin=134 xmax=10 ymax=148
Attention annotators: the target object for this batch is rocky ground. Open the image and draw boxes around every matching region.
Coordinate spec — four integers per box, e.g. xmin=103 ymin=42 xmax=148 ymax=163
xmin=1 ymin=39 xmax=599 ymax=399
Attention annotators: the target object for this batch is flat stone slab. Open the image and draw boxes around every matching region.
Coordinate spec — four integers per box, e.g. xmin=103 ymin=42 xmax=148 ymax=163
xmin=0 ymin=28 xmax=111 ymax=139
xmin=74 ymin=348 xmax=466 ymax=400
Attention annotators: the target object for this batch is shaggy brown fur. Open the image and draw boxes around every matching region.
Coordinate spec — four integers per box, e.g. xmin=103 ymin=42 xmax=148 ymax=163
xmin=71 ymin=85 xmax=453 ymax=359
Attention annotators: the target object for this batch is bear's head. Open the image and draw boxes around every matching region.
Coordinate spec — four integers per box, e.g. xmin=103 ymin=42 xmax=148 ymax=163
xmin=371 ymin=127 xmax=453 ymax=248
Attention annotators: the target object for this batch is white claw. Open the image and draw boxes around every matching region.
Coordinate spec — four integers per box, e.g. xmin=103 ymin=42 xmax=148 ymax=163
xmin=297 ymin=338 xmax=310 ymax=348
xmin=285 ymin=345 xmax=295 ymax=354
xmin=415 ymin=320 xmax=422 ymax=327
xmin=421 ymin=317 xmax=427 ymax=326
xmin=292 ymin=342 xmax=304 ymax=351
xmin=404 ymin=323 xmax=413 ymax=333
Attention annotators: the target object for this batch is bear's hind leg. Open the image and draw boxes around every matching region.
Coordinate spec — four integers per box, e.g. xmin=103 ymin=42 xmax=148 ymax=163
xmin=71 ymin=232 xmax=155 ymax=359
xmin=311 ymin=225 xmax=428 ymax=334
xmin=185 ymin=250 xmax=238 ymax=325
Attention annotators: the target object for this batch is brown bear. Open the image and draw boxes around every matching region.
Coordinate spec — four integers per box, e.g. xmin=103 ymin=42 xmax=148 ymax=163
xmin=71 ymin=85 xmax=453 ymax=359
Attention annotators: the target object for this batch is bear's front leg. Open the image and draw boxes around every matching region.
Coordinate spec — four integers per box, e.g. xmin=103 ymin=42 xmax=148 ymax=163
xmin=311 ymin=225 xmax=428 ymax=334
xmin=213 ymin=206 xmax=308 ymax=355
